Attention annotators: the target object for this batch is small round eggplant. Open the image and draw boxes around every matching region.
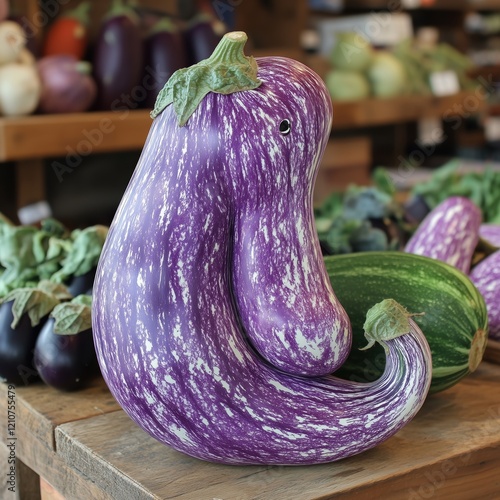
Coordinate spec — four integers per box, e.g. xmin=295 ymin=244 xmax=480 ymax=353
xmin=66 ymin=266 xmax=97 ymax=297
xmin=0 ymin=301 xmax=41 ymax=386
xmin=34 ymin=317 xmax=99 ymax=392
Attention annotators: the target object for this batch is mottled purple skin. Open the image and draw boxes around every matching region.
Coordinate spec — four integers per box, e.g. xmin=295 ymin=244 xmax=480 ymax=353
xmin=92 ymin=57 xmax=432 ymax=464
xmin=470 ymin=250 xmax=500 ymax=341
xmin=479 ymin=224 xmax=500 ymax=248
xmin=404 ymin=196 xmax=481 ymax=274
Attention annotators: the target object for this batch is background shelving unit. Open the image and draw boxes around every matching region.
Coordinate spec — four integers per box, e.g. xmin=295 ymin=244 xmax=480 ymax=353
xmin=1 ymin=0 xmax=495 ymax=219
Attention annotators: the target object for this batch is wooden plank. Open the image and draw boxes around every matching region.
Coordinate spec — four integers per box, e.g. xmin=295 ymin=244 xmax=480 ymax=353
xmin=340 ymin=0 xmax=500 ymax=10
xmin=314 ymin=137 xmax=372 ymax=204
xmin=0 ymin=378 xmax=121 ymax=451
xmin=484 ymin=339 xmax=500 ymax=364
xmin=40 ymin=478 xmax=65 ymax=500
xmin=0 ymin=93 xmax=484 ymax=162
xmin=332 ymin=91 xmax=487 ymax=130
xmin=1 ymin=444 xmax=41 ymax=500
xmin=0 ymin=110 xmax=152 ymax=162
xmin=55 ymin=362 xmax=500 ymax=500
xmin=9 ymin=422 xmax=112 ymax=500
xmin=15 ymin=159 xmax=46 ymax=209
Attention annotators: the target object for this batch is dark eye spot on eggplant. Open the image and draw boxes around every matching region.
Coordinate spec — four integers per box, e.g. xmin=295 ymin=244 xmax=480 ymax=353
xmin=279 ymin=119 xmax=291 ymax=135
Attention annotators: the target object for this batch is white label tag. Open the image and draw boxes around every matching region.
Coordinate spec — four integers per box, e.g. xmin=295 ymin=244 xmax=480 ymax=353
xmin=17 ymin=201 xmax=52 ymax=225
xmin=485 ymin=117 xmax=500 ymax=142
xmin=429 ymin=70 xmax=461 ymax=97
xmin=418 ymin=117 xmax=444 ymax=146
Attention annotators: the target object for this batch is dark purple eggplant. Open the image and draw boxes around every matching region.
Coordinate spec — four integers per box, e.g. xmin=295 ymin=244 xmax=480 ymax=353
xmin=34 ymin=296 xmax=99 ymax=391
xmin=92 ymin=0 xmax=143 ymax=111
xmin=0 ymin=281 xmax=72 ymax=385
xmin=184 ymin=13 xmax=222 ymax=64
xmin=66 ymin=266 xmax=96 ymax=297
xmin=0 ymin=300 xmax=41 ymax=385
xmin=143 ymin=18 xmax=189 ymax=110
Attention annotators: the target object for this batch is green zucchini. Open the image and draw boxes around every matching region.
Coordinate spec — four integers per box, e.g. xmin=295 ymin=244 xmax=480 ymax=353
xmin=325 ymin=251 xmax=488 ymax=393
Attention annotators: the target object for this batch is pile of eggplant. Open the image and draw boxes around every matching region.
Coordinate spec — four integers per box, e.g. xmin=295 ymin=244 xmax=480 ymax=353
xmin=0 ymin=214 xmax=107 ymax=390
xmin=6 ymin=0 xmax=225 ymax=116
xmin=403 ymin=195 xmax=500 ymax=342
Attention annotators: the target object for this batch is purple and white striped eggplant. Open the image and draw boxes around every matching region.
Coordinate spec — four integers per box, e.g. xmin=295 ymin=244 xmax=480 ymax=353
xmin=404 ymin=196 xmax=481 ymax=274
xmin=470 ymin=250 xmax=500 ymax=341
xmin=92 ymin=32 xmax=432 ymax=465
xmin=479 ymin=223 xmax=500 ymax=248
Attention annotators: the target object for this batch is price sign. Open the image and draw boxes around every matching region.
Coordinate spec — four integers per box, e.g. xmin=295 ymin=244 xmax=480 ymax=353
xmin=18 ymin=200 xmax=52 ymax=225
xmin=429 ymin=70 xmax=461 ymax=97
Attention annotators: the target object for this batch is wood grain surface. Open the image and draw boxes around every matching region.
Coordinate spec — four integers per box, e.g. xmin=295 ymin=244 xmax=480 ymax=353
xmin=53 ymin=362 xmax=500 ymax=500
xmin=0 ymin=377 xmax=120 ymax=450
xmin=484 ymin=339 xmax=500 ymax=365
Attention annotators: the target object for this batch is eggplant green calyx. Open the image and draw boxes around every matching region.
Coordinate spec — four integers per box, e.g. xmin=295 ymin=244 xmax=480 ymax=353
xmin=2 ymin=280 xmax=72 ymax=329
xmin=51 ymin=294 xmax=92 ymax=335
xmin=151 ymin=31 xmax=261 ymax=125
xmin=51 ymin=225 xmax=108 ymax=283
xmin=361 ymin=298 xmax=424 ymax=350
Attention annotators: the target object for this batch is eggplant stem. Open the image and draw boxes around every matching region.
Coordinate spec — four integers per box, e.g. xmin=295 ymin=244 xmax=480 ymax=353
xmin=151 ymin=31 xmax=261 ymax=125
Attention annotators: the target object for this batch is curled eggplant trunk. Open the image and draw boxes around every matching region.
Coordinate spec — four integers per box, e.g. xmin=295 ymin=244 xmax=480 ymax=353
xmin=0 ymin=300 xmax=41 ymax=385
xmin=93 ymin=32 xmax=432 ymax=465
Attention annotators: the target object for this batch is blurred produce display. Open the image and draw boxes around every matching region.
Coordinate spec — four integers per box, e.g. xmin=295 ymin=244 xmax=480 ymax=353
xmin=408 ymin=160 xmax=500 ymax=224
xmin=0 ymin=0 xmax=225 ymax=117
xmin=314 ymin=170 xmax=411 ymax=255
xmin=315 ymin=160 xmax=500 ymax=256
xmin=323 ymin=30 xmax=475 ymax=102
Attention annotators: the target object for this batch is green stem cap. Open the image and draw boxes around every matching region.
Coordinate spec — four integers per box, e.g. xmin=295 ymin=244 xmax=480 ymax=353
xmin=360 ymin=298 xmax=424 ymax=351
xmin=151 ymin=31 xmax=261 ymax=125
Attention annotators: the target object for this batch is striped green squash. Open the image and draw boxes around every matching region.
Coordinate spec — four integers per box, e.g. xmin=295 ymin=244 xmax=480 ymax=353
xmin=325 ymin=251 xmax=488 ymax=393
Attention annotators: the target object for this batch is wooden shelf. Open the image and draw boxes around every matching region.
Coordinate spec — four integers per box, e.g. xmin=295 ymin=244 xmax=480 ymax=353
xmin=332 ymin=90 xmax=487 ymax=130
xmin=2 ymin=363 xmax=500 ymax=499
xmin=0 ymin=92 xmax=484 ymax=163
xmin=0 ymin=110 xmax=152 ymax=162
xmin=340 ymin=0 xmax=500 ymax=11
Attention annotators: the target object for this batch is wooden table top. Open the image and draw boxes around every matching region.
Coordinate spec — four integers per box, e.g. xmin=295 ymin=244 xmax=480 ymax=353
xmin=1 ymin=361 xmax=500 ymax=499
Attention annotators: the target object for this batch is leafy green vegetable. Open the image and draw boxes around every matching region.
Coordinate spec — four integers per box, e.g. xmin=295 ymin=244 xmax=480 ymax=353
xmin=0 ymin=215 xmax=108 ymax=297
xmin=411 ymin=160 xmax=500 ymax=223
xmin=50 ymin=225 xmax=108 ymax=283
xmin=315 ymin=184 xmax=406 ymax=255
xmin=50 ymin=294 xmax=92 ymax=335
xmin=0 ymin=219 xmax=71 ymax=297
xmin=1 ymin=280 xmax=72 ymax=329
